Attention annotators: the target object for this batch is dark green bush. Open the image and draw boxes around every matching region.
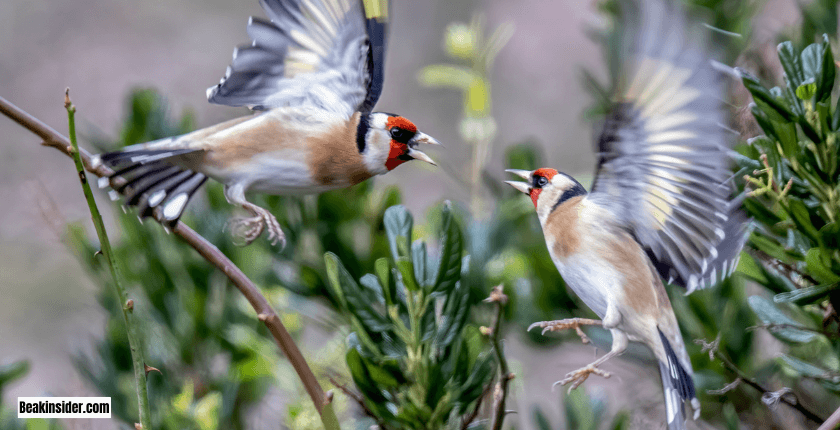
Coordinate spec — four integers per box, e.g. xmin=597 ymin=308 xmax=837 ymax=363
xmin=734 ymin=34 xmax=840 ymax=418
xmin=326 ymin=203 xmax=495 ymax=430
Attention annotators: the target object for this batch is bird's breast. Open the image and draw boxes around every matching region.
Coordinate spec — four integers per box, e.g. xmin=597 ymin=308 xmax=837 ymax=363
xmin=544 ymin=198 xmax=664 ymax=325
xmin=189 ymin=109 xmax=373 ymax=193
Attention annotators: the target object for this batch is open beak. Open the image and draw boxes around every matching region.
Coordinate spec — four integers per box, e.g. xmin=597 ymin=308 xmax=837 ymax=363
xmin=410 ymin=132 xmax=442 ymax=146
xmin=407 ymin=148 xmax=436 ymax=166
xmin=406 ymin=132 xmax=440 ymax=165
xmin=504 ymin=169 xmax=532 ymax=194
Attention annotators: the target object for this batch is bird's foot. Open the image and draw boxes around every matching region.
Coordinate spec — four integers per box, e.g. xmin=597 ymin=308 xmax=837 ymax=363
xmin=227 ymin=215 xmax=265 ymax=246
xmin=228 ymin=204 xmax=286 ymax=248
xmin=527 ymin=317 xmax=602 ymax=344
xmin=262 ymin=211 xmax=285 ymax=248
xmin=553 ymin=364 xmax=611 ymax=392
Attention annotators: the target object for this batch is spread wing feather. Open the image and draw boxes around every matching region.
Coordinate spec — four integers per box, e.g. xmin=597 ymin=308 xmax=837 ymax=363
xmin=590 ymin=0 xmax=748 ymax=292
xmin=206 ymin=0 xmax=389 ymax=117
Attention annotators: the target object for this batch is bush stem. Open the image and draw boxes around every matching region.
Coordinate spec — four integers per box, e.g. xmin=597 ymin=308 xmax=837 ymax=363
xmin=64 ymin=89 xmax=152 ymax=428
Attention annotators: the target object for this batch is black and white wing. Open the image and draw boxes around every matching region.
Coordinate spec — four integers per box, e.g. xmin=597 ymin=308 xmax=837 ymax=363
xmin=589 ymin=0 xmax=747 ymax=293
xmin=206 ymin=0 xmax=389 ymax=117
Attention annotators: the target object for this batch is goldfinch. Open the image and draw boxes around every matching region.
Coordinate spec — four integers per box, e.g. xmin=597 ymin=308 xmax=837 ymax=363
xmin=505 ymin=0 xmax=748 ymax=429
xmin=93 ymin=0 xmax=439 ymax=247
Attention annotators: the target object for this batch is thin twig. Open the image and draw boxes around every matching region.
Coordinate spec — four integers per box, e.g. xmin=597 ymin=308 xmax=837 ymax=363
xmin=484 ymin=285 xmax=513 ymax=430
xmin=64 ymin=90 xmax=152 ymax=428
xmin=0 ymin=95 xmax=340 ymax=430
xmin=695 ymin=337 xmax=824 ymax=424
xmin=461 ymin=381 xmax=491 ymax=430
xmin=748 ymin=248 xmax=820 ymax=288
xmin=328 ymin=375 xmax=387 ymax=430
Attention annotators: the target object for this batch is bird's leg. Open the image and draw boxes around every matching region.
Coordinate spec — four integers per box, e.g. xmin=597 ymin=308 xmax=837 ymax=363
xmin=555 ymin=329 xmax=629 ymax=392
xmin=528 ymin=318 xmax=602 ymax=344
xmin=224 ymin=184 xmax=286 ymax=247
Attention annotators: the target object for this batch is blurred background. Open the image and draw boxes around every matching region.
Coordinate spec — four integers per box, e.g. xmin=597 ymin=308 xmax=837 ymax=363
xmin=0 ymin=0 xmax=834 ymax=429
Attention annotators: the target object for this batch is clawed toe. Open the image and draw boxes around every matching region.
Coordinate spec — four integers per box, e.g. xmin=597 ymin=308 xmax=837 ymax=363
xmin=226 ymin=206 xmax=286 ymax=248
xmin=227 ymin=216 xmax=265 ymax=246
xmin=552 ymin=365 xmax=611 ymax=393
xmin=527 ymin=318 xmax=601 ymax=343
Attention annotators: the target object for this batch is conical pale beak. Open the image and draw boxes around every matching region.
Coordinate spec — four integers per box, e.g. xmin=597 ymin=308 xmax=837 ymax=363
xmin=410 ymin=132 xmax=442 ymax=146
xmin=505 ymin=169 xmax=533 ymax=194
xmin=505 ymin=181 xmax=531 ymax=194
xmin=407 ymin=148 xmax=436 ymax=166
xmin=505 ymin=169 xmax=532 ymax=180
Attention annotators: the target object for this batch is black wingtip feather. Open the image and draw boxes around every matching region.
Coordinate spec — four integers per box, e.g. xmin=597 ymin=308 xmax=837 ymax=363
xmin=98 ymin=148 xmax=206 ymax=224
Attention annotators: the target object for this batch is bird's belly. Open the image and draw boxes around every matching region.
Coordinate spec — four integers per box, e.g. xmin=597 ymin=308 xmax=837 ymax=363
xmin=203 ymin=151 xmax=344 ymax=195
xmin=553 ymin=253 xmax=620 ymax=320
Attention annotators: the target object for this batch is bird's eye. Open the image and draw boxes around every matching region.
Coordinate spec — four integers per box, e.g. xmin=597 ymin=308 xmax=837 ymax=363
xmin=390 ymin=127 xmax=412 ymax=142
xmin=535 ymin=176 xmax=548 ymax=188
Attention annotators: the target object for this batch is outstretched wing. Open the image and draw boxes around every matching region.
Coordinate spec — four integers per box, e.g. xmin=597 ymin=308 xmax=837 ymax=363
xmin=589 ymin=0 xmax=747 ymax=293
xmin=206 ymin=0 xmax=389 ymax=117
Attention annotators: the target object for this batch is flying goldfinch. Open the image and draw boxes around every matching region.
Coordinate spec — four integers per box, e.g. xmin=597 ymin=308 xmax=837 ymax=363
xmin=505 ymin=0 xmax=748 ymax=428
xmin=94 ymin=0 xmax=439 ymax=247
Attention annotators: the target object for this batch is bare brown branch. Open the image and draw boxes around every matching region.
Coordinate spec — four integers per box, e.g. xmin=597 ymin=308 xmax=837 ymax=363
xmin=0 ymin=95 xmax=335 ymax=422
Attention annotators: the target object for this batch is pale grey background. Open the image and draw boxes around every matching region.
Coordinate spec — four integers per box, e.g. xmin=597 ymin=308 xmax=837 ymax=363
xmin=0 ymin=0 xmax=800 ymax=428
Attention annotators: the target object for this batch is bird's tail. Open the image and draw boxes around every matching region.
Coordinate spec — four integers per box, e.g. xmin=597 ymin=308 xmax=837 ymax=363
xmin=658 ymin=330 xmax=699 ymax=430
xmin=93 ymin=141 xmax=207 ymax=223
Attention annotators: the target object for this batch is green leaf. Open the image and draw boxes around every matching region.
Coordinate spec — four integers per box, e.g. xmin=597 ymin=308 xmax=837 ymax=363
xmin=773 ymin=121 xmax=799 ymax=159
xmin=457 ymin=351 xmax=495 ymax=405
xmin=432 ymin=202 xmax=463 ymax=294
xmin=424 ymin=360 xmax=448 ymax=409
xmin=749 ymin=232 xmax=796 ymax=264
xmin=801 ymin=42 xmax=821 ymax=83
xmin=412 ymin=240 xmax=428 ymax=288
xmin=324 ymin=252 xmax=349 ymax=311
xmin=365 ymin=359 xmax=403 ymax=389
xmin=817 ymin=34 xmax=835 ymax=102
xmin=747 ymin=296 xmax=817 ymax=343
xmin=325 ymin=252 xmax=390 ymax=332
xmin=774 ymin=283 xmax=836 ymax=305
xmin=396 ymin=258 xmax=419 ymax=291
xmin=360 ymin=274 xmax=385 ymax=305
xmin=742 ymin=197 xmax=783 ymax=226
xmin=435 ymin=282 xmax=472 ymax=349
xmin=375 ymin=257 xmax=394 ymax=306
xmin=779 ymin=354 xmax=840 ymax=385
xmin=0 ymin=360 xmax=29 ymax=387
xmin=384 ymin=205 xmax=413 ymax=261
xmin=742 ymin=74 xmax=795 ymax=123
xmin=805 ymin=248 xmax=840 ymax=284
xmin=778 ymin=41 xmax=804 ymax=89
xmin=759 ymin=259 xmax=800 ymax=293
xmin=346 ymin=348 xmax=387 ymax=403
xmin=795 ymin=79 xmax=816 ymax=100
xmin=833 ymin=91 xmax=840 ymax=130
xmin=820 ymin=222 xmax=840 ymax=249
xmin=797 ymin=115 xmax=822 ymax=144
xmin=786 ymin=200 xmax=821 ymax=244
xmin=736 ymin=252 xmax=768 ymax=284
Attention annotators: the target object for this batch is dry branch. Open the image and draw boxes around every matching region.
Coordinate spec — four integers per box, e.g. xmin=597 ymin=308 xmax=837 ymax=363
xmin=0 ymin=95 xmax=339 ymax=430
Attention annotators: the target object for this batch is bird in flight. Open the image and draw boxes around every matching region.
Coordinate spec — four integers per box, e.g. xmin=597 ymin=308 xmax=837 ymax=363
xmin=506 ymin=0 xmax=747 ymax=428
xmin=94 ymin=0 xmax=439 ymax=247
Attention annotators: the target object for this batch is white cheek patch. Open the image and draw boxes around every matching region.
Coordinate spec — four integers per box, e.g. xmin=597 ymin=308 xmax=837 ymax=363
xmin=369 ymin=113 xmax=389 ymax=130
xmin=361 ymin=129 xmax=392 ymax=175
